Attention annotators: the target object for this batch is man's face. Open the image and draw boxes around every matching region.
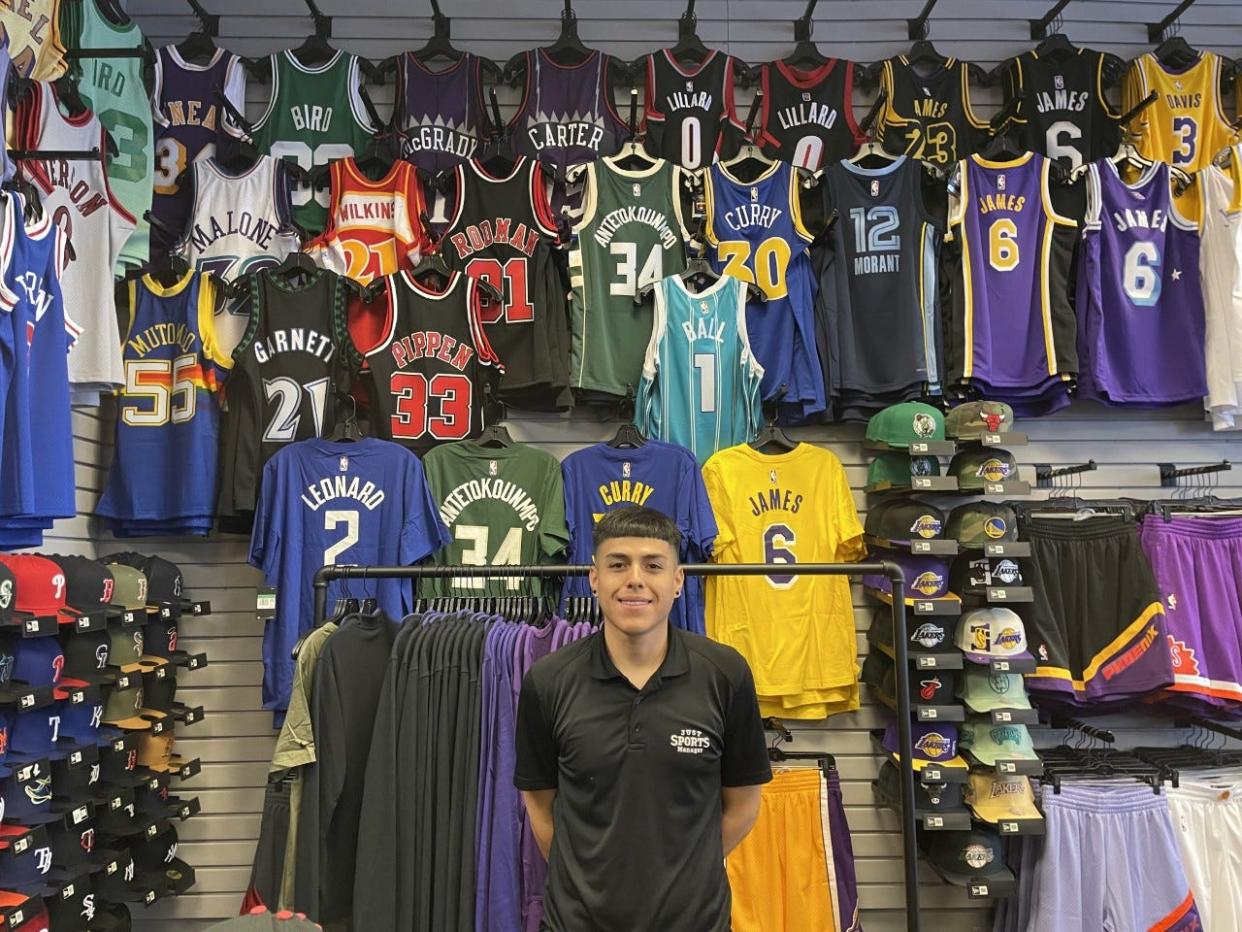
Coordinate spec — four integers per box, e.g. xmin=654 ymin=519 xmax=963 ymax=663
xmin=589 ymin=537 xmax=684 ymax=637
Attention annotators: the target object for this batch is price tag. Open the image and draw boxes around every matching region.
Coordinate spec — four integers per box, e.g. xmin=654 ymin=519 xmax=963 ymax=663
xmin=111 ymin=738 xmax=125 ymax=752
xmin=60 ymin=884 xmax=74 ymax=900
xmin=913 ymin=477 xmax=932 ymax=490
xmin=998 ymin=761 xmax=1016 ymax=774
xmin=148 ymin=777 xmax=160 ymax=791
xmin=992 ymin=589 xmax=1009 ymax=600
xmin=1000 ymin=821 xmax=1019 ymax=834
xmin=923 ymin=768 xmax=943 ymax=782
xmin=985 ymin=544 xmax=1005 ymax=557
xmin=917 ymin=656 xmax=937 ymax=669
xmin=994 ymin=711 xmax=1012 ymax=723
xmin=924 ymin=708 xmax=938 ymax=719
xmin=122 ymin=610 xmax=136 ymax=625
xmin=179 ymin=804 xmax=191 ymax=819
xmin=971 ymin=884 xmax=990 ymax=897
xmin=16 ymin=764 xmax=33 ymax=783
xmin=983 ymin=433 xmax=1002 ymax=444
xmin=993 ymin=661 xmax=1011 ymax=672
xmin=256 ymin=589 xmax=276 ymax=613
xmin=72 ymin=805 xmax=89 ymax=825
xmin=925 ymin=815 xmax=943 ymax=828
xmin=911 ymin=442 xmax=930 ymax=454
xmin=18 ymin=693 xmax=33 ymax=710
xmin=984 ymin=482 xmax=1005 ymax=494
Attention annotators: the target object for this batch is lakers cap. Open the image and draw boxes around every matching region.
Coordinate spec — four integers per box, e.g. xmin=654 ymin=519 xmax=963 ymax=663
xmin=923 ymin=829 xmax=1012 ymax=886
xmin=948 ymin=448 xmax=1019 ymax=490
xmin=869 ymin=607 xmax=961 ymax=656
xmin=964 ymin=773 xmax=1042 ymax=823
xmin=957 ymin=665 xmax=1032 ymax=714
xmin=866 ymin=402 xmax=945 ymax=449
xmin=946 ymin=502 xmax=1018 ymax=546
xmin=882 ymin=721 xmax=968 ymax=771
xmin=956 ymin=608 xmax=1034 ymax=664
xmin=945 ymin=401 xmax=1014 ymax=439
xmin=865 ymin=499 xmax=946 ymax=544
xmin=862 ymin=551 xmax=957 ymax=604
xmin=868 ymin=452 xmax=942 ymax=488
xmin=959 ymin=720 xmax=1039 ymax=765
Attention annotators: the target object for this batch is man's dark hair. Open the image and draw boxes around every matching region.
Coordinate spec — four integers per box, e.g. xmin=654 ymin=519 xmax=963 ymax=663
xmin=592 ymin=506 xmax=682 ymax=554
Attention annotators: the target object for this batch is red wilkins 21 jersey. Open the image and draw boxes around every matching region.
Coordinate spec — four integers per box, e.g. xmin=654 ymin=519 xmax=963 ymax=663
xmin=361 ymin=270 xmax=503 ymax=455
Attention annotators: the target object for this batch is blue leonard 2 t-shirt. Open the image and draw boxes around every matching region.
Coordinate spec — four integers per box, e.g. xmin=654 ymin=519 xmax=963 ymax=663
xmin=561 ymin=439 xmax=716 ymax=633
xmin=250 ymin=436 xmax=449 ymax=714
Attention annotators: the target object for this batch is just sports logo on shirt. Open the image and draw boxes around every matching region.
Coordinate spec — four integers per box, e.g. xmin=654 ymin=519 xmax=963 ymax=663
xmin=669 ymin=728 xmax=712 ymax=755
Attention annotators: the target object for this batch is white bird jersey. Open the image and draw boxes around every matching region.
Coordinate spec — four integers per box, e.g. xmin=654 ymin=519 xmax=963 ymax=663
xmin=1200 ymin=145 xmax=1242 ymax=429
xmin=17 ymin=79 xmax=135 ymax=404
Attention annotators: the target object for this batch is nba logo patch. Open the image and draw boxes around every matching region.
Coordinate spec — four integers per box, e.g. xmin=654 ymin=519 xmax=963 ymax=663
xmin=699 ymin=301 xmax=710 ymax=314
xmin=870 ymin=179 xmax=880 ymax=197
xmin=488 ymin=460 xmax=498 ymax=476
xmin=622 ymin=462 xmax=631 ymax=478
xmin=338 ymin=456 xmax=348 ymax=472
xmin=685 ymin=80 xmax=693 ymax=93
xmin=997 ymin=174 xmax=1007 ymax=191
xmin=769 ymin=469 xmax=778 ymax=484
xmin=1054 ymin=74 xmax=1064 ymax=90
xmin=801 ymin=92 xmax=811 ymax=102
xmin=632 ymin=183 xmax=641 ymax=197
xmin=750 ymin=187 xmax=759 ymax=202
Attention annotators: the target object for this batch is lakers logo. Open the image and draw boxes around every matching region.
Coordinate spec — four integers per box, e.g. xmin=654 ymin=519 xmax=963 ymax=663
xmin=994 ymin=560 xmax=1021 ymax=585
xmin=975 ymin=458 xmax=1012 ymax=482
xmin=911 ymin=623 xmax=946 ymax=648
xmin=910 ymin=514 xmax=942 ymax=539
xmin=989 ymin=780 xmax=1024 ymax=798
xmin=912 ymin=571 xmax=944 ymax=596
xmin=915 ymin=732 xmax=953 ymax=758
xmin=984 ymin=516 xmax=1007 ymax=538
xmin=994 ymin=627 xmax=1023 ymax=651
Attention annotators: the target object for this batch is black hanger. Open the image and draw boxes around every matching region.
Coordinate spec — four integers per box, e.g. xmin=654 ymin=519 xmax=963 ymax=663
xmin=475 ymin=385 xmax=514 ymax=447
xmin=608 ymin=415 xmax=646 ymax=449
xmin=326 ymin=394 xmax=363 ymax=442
xmin=270 ymin=250 xmax=319 ymax=279
xmin=52 ymin=75 xmax=90 ymax=120
xmin=143 ymin=250 xmax=192 ymax=288
xmin=2 ymin=178 xmax=43 ymax=224
xmin=408 ymin=247 xmax=453 ymax=290
xmin=289 ymin=0 xmax=339 ymax=70
xmin=175 ymin=1 xmax=220 ymax=65
xmin=784 ymin=0 xmax=826 ymax=70
xmin=544 ymin=0 xmax=592 ymax=66
xmin=610 ymin=89 xmax=657 ymax=171
xmin=352 ymin=135 xmax=399 ymax=177
xmin=413 ymin=2 xmax=461 ymax=64
xmin=1035 ymin=32 xmax=1076 ymax=59
xmin=905 ymin=39 xmax=947 ymax=71
xmin=1154 ymin=35 xmax=1199 ymax=71
xmin=749 ymin=393 xmax=797 ymax=454
xmin=669 ymin=0 xmax=711 ymax=66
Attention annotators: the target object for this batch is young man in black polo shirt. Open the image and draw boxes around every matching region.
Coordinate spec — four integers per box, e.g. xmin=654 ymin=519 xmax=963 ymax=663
xmin=514 ymin=505 xmax=772 ymax=931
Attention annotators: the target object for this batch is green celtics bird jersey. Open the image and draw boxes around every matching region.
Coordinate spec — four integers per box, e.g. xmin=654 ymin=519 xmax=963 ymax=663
xmin=420 ymin=440 xmax=568 ymax=597
xmin=569 ymin=156 xmax=687 ymax=400
xmin=65 ymin=0 xmax=153 ymax=269
xmin=251 ymin=50 xmax=377 ymax=235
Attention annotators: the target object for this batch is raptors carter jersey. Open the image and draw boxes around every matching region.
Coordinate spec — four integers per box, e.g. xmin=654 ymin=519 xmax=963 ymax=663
xmin=1125 ymin=51 xmax=1235 ymax=172
xmin=947 ymin=153 xmax=1078 ymax=413
xmin=362 ymin=271 xmax=502 ymax=455
xmin=1005 ymin=48 xmax=1120 ymax=170
xmin=392 ymin=51 xmax=488 ymax=174
xmin=1077 ymin=160 xmax=1206 ymax=406
xmin=742 ymin=58 xmax=864 ymax=170
xmin=250 ymin=49 xmax=377 ymax=234
xmin=17 ymin=79 xmax=135 ymax=404
xmin=442 ymin=157 xmax=570 ymax=410
xmin=878 ymin=55 xmax=989 ymax=168
xmin=97 ymin=271 xmax=230 ymax=537
xmin=704 ymin=160 xmax=825 ymax=420
xmin=305 ymin=158 xmax=427 ymax=286
xmin=150 ymin=45 xmax=246 ymax=257
xmin=218 ymin=268 xmax=352 ymax=520
xmin=510 ymin=48 xmax=627 ymax=171
xmin=569 ymin=156 xmax=687 ymax=399
xmin=642 ymin=49 xmax=737 ymax=170
xmin=816 ymin=156 xmax=942 ymax=415
xmin=635 ymin=275 xmax=764 ymax=465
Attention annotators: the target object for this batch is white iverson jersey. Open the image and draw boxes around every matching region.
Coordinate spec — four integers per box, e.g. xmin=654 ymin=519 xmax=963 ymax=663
xmin=1199 ymin=146 xmax=1242 ymax=430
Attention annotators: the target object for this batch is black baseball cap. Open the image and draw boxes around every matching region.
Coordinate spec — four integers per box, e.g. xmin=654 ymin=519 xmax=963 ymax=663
xmin=131 ymin=824 xmax=192 ymax=896
xmin=95 ymin=735 xmax=146 ymax=795
xmin=877 ymin=760 xmax=967 ymax=814
xmin=922 ymin=828 xmax=1013 ymax=886
xmin=948 ymin=448 xmax=1019 ymax=490
xmin=51 ymin=743 xmax=102 ymax=802
xmin=48 ymin=812 xmax=111 ymax=879
xmin=141 ymin=617 xmax=184 ymax=666
xmin=60 ymin=629 xmax=115 ymax=687
xmin=865 ymin=499 xmax=946 ymax=545
xmin=862 ymin=650 xmax=957 ymax=706
xmin=92 ymin=848 xmax=155 ymax=904
xmin=1 ymin=761 xmax=59 ymax=824
xmin=48 ymin=556 xmax=115 ymax=617
xmin=869 ymin=607 xmax=960 ymax=656
xmin=949 ymin=555 xmax=1025 ymax=606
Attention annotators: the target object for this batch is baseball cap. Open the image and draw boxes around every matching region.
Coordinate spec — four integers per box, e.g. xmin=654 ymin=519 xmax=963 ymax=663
xmin=945 ymin=502 xmax=1018 ymax=547
xmin=0 ymin=890 xmax=49 ymax=932
xmin=106 ymin=565 xmax=149 ymax=616
xmin=957 ymin=666 xmax=1032 ymax=714
xmin=956 ymin=608 xmax=1034 ymax=665
xmin=945 ymin=401 xmax=1015 ymax=439
xmin=863 ymin=552 xmax=956 ymax=603
xmin=51 ymin=743 xmax=102 ymax=802
xmin=92 ymin=847 xmax=157 ymax=904
xmin=59 ymin=629 xmax=114 ymax=687
xmin=105 ymin=626 xmax=164 ymax=676
xmin=867 ymin=452 xmax=941 ymax=489
xmin=11 ymin=636 xmax=88 ymax=700
xmin=45 ymin=873 xmax=98 ymax=930
xmin=131 ymin=824 xmax=192 ymax=896
xmin=868 ymin=607 xmax=960 ymax=656
xmin=48 ymin=812 xmax=111 ymax=878
xmin=866 ymin=402 xmax=945 ymax=449
xmin=101 ymin=686 xmax=153 ymax=732
xmin=964 ymin=773 xmax=1042 ymax=823
xmin=136 ymin=731 xmax=186 ymax=776
xmin=0 ymin=562 xmax=15 ymax=628
xmin=866 ymin=652 xmax=958 ymax=706
xmin=138 ymin=673 xmax=178 ymax=723
xmin=882 ymin=721 xmax=967 ymax=771
xmin=959 ymin=720 xmax=1040 ymax=765
xmin=923 ymin=829 xmax=1012 ymax=886
xmin=0 ymin=765 xmax=58 ymax=824
xmin=96 ymin=735 xmax=146 ymax=794
xmin=140 ymin=618 xmax=183 ymax=666
xmin=58 ymin=693 xmax=111 ymax=752
xmin=948 ymin=448 xmax=1019 ymax=490
xmin=0 ymin=555 xmax=80 ymax=625
xmin=48 ymin=556 xmax=115 ymax=617
xmin=865 ymin=499 xmax=945 ymax=545
xmin=876 ymin=760 xmax=967 ymax=815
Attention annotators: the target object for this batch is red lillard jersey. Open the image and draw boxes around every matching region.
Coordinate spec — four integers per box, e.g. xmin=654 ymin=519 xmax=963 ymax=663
xmin=306 ymin=157 xmax=428 ymax=286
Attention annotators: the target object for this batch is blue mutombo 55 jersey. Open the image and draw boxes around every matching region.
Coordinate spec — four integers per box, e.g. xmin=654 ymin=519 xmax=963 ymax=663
xmin=635 ymin=274 xmax=763 ymax=465
xmin=249 ymin=436 xmax=448 ymax=714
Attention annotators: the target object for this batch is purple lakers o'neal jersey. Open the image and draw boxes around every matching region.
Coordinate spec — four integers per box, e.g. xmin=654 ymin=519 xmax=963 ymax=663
xmin=1077 ymin=159 xmax=1206 ymax=406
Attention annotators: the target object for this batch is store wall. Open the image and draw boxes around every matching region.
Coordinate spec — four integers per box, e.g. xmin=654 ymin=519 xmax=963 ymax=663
xmin=66 ymin=1 xmax=1242 ymax=928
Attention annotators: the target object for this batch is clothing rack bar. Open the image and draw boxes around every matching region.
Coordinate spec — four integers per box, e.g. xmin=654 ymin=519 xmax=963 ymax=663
xmin=7 ymin=148 xmax=101 ymax=161
xmin=1035 ymin=460 xmax=1097 ymax=487
xmin=312 ymin=559 xmax=923 ymax=931
xmin=1159 ymin=460 xmax=1231 ymax=488
xmin=1147 ymin=0 xmax=1197 ymax=43
xmin=1178 ymin=717 xmax=1242 ymax=742
xmin=1118 ymin=90 xmax=1158 ymax=128
xmin=1029 ymin=0 xmax=1072 ymax=39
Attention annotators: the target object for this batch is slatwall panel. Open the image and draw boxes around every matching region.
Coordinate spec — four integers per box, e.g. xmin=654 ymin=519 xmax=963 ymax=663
xmin=52 ymin=1 xmax=1239 ymax=928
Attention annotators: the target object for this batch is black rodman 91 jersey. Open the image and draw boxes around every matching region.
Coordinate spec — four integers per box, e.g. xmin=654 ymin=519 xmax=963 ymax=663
xmin=361 ymin=271 xmax=503 ymax=455
xmin=442 ymin=157 xmax=571 ymax=410
xmin=218 ymin=268 xmax=352 ymax=520
xmin=1003 ymin=48 xmax=1121 ymax=171
xmin=642 ymin=49 xmax=738 ymax=170
xmin=878 ymin=56 xmax=989 ymax=167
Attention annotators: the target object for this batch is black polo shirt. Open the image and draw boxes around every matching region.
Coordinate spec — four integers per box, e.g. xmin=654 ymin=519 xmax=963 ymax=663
xmin=514 ymin=625 xmax=772 ymax=932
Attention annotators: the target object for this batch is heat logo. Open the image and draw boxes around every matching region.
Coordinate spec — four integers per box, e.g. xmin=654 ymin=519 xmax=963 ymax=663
xmin=919 ymin=677 xmax=942 ymax=700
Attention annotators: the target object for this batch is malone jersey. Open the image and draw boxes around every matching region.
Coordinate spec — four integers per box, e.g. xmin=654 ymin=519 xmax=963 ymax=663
xmin=96 ymin=271 xmax=230 ymax=536
xmin=569 ymin=156 xmax=687 ymax=400
xmin=1004 ymin=48 xmax=1120 ymax=170
xmin=250 ymin=49 xmax=377 ymax=234
xmin=218 ymin=267 xmax=352 ymax=520
xmin=419 ymin=440 xmax=568 ymax=598
xmin=0 ymin=0 xmax=65 ymax=79
xmin=442 ymin=157 xmax=570 ymax=410
xmin=149 ymin=45 xmax=246 ymax=257
xmin=947 ymin=152 xmax=1078 ymax=410
xmin=703 ymin=442 xmax=864 ymax=719
xmin=250 ymin=436 xmax=447 ymax=712
xmin=509 ymin=48 xmax=627 ymax=171
xmin=878 ymin=55 xmax=989 ymax=168
xmin=17 ymin=79 xmax=135 ymax=404
xmin=305 ymin=158 xmax=427 ymax=286
xmin=391 ymin=51 xmax=488 ymax=175
xmin=362 ymin=271 xmax=502 ymax=455
xmin=1125 ymin=51 xmax=1236 ymax=172
xmin=704 ymin=160 xmax=825 ymax=420
xmin=635 ymin=275 xmax=763 ymax=464
xmin=560 ymin=439 xmax=717 ymax=634
xmin=67 ymin=0 xmax=153 ymax=269
xmin=816 ymin=156 xmax=942 ymax=414
xmin=1077 ymin=159 xmax=1205 ymax=406
xmin=739 ymin=58 xmax=864 ymax=170
xmin=642 ymin=49 xmax=737 ymax=170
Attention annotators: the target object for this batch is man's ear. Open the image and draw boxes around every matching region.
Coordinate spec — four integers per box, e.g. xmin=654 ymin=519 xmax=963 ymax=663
xmin=674 ymin=563 xmax=685 ymax=595
xmin=588 ymin=557 xmax=599 ymax=595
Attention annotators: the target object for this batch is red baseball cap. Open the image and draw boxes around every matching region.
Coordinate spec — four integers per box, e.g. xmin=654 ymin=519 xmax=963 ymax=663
xmin=0 ymin=556 xmax=80 ymax=626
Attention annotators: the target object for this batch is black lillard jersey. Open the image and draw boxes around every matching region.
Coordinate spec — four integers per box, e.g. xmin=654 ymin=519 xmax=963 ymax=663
xmin=878 ymin=56 xmax=989 ymax=167
xmin=732 ymin=59 xmax=863 ymax=170
xmin=219 ymin=268 xmax=352 ymax=519
xmin=814 ymin=156 xmax=943 ymax=420
xmin=362 ymin=271 xmax=502 ymax=455
xmin=442 ymin=157 xmax=571 ymax=411
xmin=642 ymin=49 xmax=737 ymax=170
xmin=1004 ymin=49 xmax=1120 ymax=171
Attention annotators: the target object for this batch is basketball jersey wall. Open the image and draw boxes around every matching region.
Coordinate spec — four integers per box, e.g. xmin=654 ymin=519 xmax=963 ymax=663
xmin=110 ymin=5 xmax=1242 ymax=931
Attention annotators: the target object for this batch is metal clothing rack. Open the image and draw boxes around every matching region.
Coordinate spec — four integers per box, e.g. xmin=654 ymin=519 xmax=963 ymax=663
xmin=313 ymin=559 xmax=926 ymax=931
